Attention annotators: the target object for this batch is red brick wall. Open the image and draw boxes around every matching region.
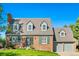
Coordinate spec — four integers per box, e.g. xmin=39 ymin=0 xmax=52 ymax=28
xmin=6 ymin=35 xmax=53 ymax=52
xmin=32 ymin=36 xmax=53 ymax=52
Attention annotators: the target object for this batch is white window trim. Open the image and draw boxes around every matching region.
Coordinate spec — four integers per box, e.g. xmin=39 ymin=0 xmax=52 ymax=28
xmin=42 ymin=37 xmax=48 ymax=44
xmin=27 ymin=22 xmax=33 ymax=31
xmin=12 ymin=37 xmax=15 ymax=43
xmin=41 ymin=22 xmax=47 ymax=31
xmin=12 ymin=36 xmax=18 ymax=44
xmin=13 ymin=24 xmax=19 ymax=32
xmin=60 ymin=30 xmax=66 ymax=37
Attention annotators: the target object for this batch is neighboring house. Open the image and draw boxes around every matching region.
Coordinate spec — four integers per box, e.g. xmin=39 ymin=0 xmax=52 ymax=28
xmin=53 ymin=28 xmax=76 ymax=52
xmin=6 ymin=18 xmax=53 ymax=52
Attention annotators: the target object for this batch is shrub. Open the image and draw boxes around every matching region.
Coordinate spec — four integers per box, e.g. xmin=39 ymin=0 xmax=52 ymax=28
xmin=0 ymin=37 xmax=6 ymax=48
xmin=9 ymin=43 xmax=14 ymax=49
xmin=76 ymin=45 xmax=79 ymax=51
xmin=14 ymin=43 xmax=20 ymax=49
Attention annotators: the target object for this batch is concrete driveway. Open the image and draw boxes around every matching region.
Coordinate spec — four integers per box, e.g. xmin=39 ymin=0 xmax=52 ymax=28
xmin=57 ymin=52 xmax=79 ymax=56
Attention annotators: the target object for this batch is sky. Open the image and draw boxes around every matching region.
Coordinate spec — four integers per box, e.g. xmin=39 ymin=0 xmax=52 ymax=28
xmin=0 ymin=3 xmax=79 ymax=37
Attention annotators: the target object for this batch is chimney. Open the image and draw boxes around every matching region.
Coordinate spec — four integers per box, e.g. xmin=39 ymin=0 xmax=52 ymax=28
xmin=7 ymin=13 xmax=12 ymax=24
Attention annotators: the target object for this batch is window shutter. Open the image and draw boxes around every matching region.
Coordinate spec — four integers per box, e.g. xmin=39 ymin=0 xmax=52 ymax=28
xmin=31 ymin=37 xmax=33 ymax=44
xmin=47 ymin=36 xmax=50 ymax=44
xmin=19 ymin=24 xmax=21 ymax=30
xmin=39 ymin=36 xmax=42 ymax=44
xmin=18 ymin=35 xmax=20 ymax=42
xmin=17 ymin=24 xmax=19 ymax=30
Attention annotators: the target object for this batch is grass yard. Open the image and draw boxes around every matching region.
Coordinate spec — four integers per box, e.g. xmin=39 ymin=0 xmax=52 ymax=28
xmin=0 ymin=49 xmax=59 ymax=56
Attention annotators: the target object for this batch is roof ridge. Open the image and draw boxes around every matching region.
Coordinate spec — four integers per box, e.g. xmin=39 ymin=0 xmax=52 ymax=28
xmin=13 ymin=18 xmax=51 ymax=19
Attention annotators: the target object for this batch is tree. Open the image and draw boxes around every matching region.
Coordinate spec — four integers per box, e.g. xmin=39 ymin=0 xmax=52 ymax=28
xmin=69 ymin=17 xmax=79 ymax=50
xmin=6 ymin=13 xmax=13 ymax=33
xmin=0 ymin=5 xmax=3 ymax=20
xmin=69 ymin=24 xmax=75 ymax=32
xmin=0 ymin=36 xmax=6 ymax=48
xmin=7 ymin=25 xmax=12 ymax=33
xmin=69 ymin=17 xmax=79 ymax=40
xmin=64 ymin=25 xmax=68 ymax=28
xmin=0 ymin=5 xmax=5 ymax=32
xmin=73 ymin=17 xmax=79 ymax=40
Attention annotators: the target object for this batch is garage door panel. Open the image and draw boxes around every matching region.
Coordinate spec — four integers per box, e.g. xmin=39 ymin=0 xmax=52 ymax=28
xmin=57 ymin=43 xmax=63 ymax=52
xmin=64 ymin=43 xmax=73 ymax=52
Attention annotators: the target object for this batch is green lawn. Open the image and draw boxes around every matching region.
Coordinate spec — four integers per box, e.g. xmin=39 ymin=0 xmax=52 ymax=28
xmin=0 ymin=49 xmax=59 ymax=56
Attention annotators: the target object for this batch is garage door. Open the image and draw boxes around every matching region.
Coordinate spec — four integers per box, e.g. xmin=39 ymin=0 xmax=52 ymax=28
xmin=64 ymin=43 xmax=73 ymax=52
xmin=56 ymin=43 xmax=74 ymax=52
xmin=57 ymin=43 xmax=63 ymax=52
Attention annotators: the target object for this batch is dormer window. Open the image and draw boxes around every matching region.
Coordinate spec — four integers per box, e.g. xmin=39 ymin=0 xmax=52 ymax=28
xmin=43 ymin=25 xmax=46 ymax=30
xmin=41 ymin=22 xmax=47 ymax=31
xmin=27 ymin=22 xmax=33 ymax=31
xmin=59 ymin=30 xmax=66 ymax=37
xmin=13 ymin=24 xmax=19 ymax=32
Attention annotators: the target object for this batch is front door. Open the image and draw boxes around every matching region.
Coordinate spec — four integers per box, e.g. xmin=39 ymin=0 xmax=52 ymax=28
xmin=26 ymin=38 xmax=31 ymax=47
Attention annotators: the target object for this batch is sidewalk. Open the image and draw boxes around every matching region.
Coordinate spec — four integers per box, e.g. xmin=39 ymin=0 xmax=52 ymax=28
xmin=57 ymin=52 xmax=79 ymax=56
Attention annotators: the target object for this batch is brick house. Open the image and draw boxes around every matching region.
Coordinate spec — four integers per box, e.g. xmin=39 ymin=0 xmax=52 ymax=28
xmin=6 ymin=17 xmax=76 ymax=52
xmin=6 ymin=18 xmax=53 ymax=52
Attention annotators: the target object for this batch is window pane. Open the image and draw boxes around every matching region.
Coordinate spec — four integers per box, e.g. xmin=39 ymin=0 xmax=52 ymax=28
xmin=28 ymin=25 xmax=32 ymax=30
xmin=12 ymin=37 xmax=19 ymax=44
xmin=14 ymin=25 xmax=17 ymax=30
xmin=60 ymin=31 xmax=66 ymax=37
xmin=43 ymin=25 xmax=47 ymax=30
xmin=12 ymin=38 xmax=16 ymax=42
xmin=14 ymin=24 xmax=19 ymax=31
xmin=42 ymin=37 xmax=47 ymax=44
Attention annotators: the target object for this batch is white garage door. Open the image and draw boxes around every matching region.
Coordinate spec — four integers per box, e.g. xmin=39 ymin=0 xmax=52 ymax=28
xmin=57 ymin=43 xmax=63 ymax=52
xmin=64 ymin=43 xmax=73 ymax=52
xmin=56 ymin=43 xmax=74 ymax=52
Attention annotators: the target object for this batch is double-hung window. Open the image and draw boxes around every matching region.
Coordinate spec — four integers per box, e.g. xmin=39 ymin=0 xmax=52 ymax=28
xmin=41 ymin=22 xmax=47 ymax=31
xmin=42 ymin=37 xmax=47 ymax=44
xmin=27 ymin=22 xmax=33 ymax=31
xmin=13 ymin=24 xmax=19 ymax=32
xmin=12 ymin=36 xmax=18 ymax=44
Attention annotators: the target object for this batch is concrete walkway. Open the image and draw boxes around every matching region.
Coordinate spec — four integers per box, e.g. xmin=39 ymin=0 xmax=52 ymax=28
xmin=57 ymin=52 xmax=79 ymax=56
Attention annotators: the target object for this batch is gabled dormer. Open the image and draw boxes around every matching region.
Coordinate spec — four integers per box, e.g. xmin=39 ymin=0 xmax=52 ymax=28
xmin=13 ymin=23 xmax=19 ymax=32
xmin=27 ymin=21 xmax=33 ymax=31
xmin=41 ymin=21 xmax=48 ymax=31
xmin=59 ymin=30 xmax=66 ymax=37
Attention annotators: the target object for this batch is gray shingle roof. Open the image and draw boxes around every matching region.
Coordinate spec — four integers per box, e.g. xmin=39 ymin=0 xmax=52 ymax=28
xmin=8 ymin=18 xmax=53 ymax=36
xmin=54 ymin=27 xmax=75 ymax=42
